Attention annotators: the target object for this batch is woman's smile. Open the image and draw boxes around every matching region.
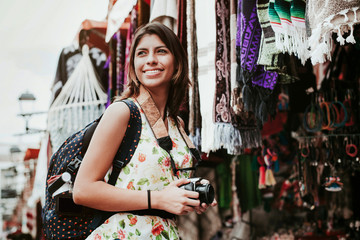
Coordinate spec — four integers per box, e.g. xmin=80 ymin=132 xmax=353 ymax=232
xmin=134 ymin=34 xmax=175 ymax=89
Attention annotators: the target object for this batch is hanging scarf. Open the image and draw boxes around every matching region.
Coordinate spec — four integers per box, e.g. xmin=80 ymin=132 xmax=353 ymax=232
xmin=149 ymin=0 xmax=178 ymax=32
xmin=256 ymin=0 xmax=281 ymax=70
xmin=268 ymin=0 xmax=308 ymax=64
xmin=237 ymin=0 xmax=278 ymax=93
xmin=187 ymin=0 xmax=202 ymax=148
xmin=307 ymin=0 xmax=360 ymax=64
xmin=196 ymin=0 xmax=217 ymax=153
xmin=237 ymin=0 xmax=278 ymax=128
xmin=214 ymin=0 xmax=245 ymax=155
xmin=124 ymin=8 xmax=138 ymax=86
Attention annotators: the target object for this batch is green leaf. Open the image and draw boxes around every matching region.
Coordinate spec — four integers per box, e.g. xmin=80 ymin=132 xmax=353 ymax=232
xmin=161 ymin=230 xmax=170 ymax=240
xmin=123 ymin=166 xmax=130 ymax=175
xmin=178 ymin=151 xmax=185 ymax=156
xmin=129 ymin=232 xmax=134 ymax=237
xmin=135 ymin=229 xmax=141 ymax=236
xmin=127 ymin=214 xmax=134 ymax=220
xmin=156 ymin=235 xmax=162 ymax=240
xmin=137 ymin=186 xmax=142 ymax=190
xmin=160 ymin=176 xmax=167 ymax=181
xmin=164 ymin=182 xmax=170 ymax=186
xmin=119 ymin=219 xmax=125 ymax=229
xmin=137 ymin=178 xmax=149 ymax=185
xmin=130 ymin=163 xmax=134 ymax=167
xmin=152 ymin=147 xmax=159 ymax=154
xmin=112 ymin=233 xmax=118 ymax=239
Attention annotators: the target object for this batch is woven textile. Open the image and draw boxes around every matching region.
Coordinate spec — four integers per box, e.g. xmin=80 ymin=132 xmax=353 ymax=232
xmin=256 ymin=0 xmax=281 ymax=69
xmin=307 ymin=0 xmax=360 ymax=64
xmin=237 ymin=0 xmax=278 ymax=91
xmin=268 ymin=0 xmax=308 ymax=64
xmin=187 ymin=0 xmax=202 ymax=148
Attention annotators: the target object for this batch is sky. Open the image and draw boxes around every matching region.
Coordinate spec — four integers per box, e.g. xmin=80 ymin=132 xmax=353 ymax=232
xmin=0 ymin=0 xmax=109 ymax=156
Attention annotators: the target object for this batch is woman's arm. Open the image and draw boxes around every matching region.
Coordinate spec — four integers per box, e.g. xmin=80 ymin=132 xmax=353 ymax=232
xmin=72 ymin=102 xmax=200 ymax=214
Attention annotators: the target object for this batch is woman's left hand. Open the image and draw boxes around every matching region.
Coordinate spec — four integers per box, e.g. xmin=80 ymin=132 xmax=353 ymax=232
xmin=194 ymin=179 xmax=217 ymax=214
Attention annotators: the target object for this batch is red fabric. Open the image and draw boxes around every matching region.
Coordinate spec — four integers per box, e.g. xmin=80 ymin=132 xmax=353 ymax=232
xmin=24 ymin=148 xmax=40 ymax=161
xmin=261 ymin=112 xmax=288 ymax=137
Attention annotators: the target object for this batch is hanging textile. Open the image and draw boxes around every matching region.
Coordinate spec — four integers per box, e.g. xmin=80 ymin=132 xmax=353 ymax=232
xmin=105 ymin=0 xmax=137 ymax=42
xmin=256 ymin=0 xmax=281 ymax=70
xmin=195 ymin=0 xmax=217 ymax=153
xmin=124 ymin=8 xmax=138 ymax=86
xmin=235 ymin=154 xmax=262 ymax=212
xmin=306 ymin=0 xmax=360 ymax=64
xmin=138 ymin=0 xmax=151 ymax=27
xmin=149 ymin=0 xmax=178 ymax=32
xmin=50 ymin=43 xmax=106 ymax=104
xmin=214 ymin=0 xmax=244 ymax=155
xmin=268 ymin=0 xmax=308 ymax=64
xmin=187 ymin=0 xmax=202 ymax=148
xmin=177 ymin=0 xmax=187 ymax=51
xmin=47 ymin=45 xmax=108 ymax=150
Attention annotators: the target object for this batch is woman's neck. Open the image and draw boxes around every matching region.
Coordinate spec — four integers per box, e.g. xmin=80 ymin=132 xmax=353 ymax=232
xmin=138 ymin=85 xmax=168 ymax=119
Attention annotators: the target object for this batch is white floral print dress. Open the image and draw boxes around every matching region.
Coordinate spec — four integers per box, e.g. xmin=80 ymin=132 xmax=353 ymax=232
xmin=86 ymin=99 xmax=193 ymax=240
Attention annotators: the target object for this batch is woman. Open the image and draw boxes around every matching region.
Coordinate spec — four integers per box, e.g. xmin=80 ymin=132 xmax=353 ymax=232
xmin=73 ymin=22 xmax=216 ymax=239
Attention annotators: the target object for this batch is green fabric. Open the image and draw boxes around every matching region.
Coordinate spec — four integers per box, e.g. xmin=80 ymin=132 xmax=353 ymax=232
xmin=236 ymin=155 xmax=262 ymax=212
xmin=257 ymin=0 xmax=281 ymax=68
xmin=216 ymin=161 xmax=232 ymax=209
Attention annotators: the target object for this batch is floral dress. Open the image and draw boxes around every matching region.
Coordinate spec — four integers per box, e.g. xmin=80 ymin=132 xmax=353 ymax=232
xmin=86 ymin=100 xmax=193 ymax=240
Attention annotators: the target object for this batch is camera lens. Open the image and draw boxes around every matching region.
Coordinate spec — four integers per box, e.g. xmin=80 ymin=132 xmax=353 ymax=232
xmin=196 ymin=184 xmax=215 ymax=204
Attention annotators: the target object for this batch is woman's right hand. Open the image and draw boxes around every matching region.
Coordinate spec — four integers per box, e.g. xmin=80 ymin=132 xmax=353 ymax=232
xmin=153 ymin=178 xmax=200 ymax=215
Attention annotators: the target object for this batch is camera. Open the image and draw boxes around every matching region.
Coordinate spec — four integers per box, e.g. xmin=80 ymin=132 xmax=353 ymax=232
xmin=180 ymin=178 xmax=215 ymax=204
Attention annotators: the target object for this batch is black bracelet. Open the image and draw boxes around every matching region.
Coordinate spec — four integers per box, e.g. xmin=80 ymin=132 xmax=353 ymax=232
xmin=147 ymin=190 xmax=151 ymax=209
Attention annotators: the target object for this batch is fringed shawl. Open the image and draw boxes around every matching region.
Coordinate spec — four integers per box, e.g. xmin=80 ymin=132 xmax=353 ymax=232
xmin=306 ymin=0 xmax=360 ymax=64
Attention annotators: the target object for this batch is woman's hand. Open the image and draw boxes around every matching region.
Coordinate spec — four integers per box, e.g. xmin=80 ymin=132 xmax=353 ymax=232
xmin=153 ymin=178 xmax=200 ymax=215
xmin=194 ymin=179 xmax=217 ymax=214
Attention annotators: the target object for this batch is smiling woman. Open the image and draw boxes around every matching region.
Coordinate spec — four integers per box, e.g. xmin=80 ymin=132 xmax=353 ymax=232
xmin=72 ymin=22 xmax=217 ymax=240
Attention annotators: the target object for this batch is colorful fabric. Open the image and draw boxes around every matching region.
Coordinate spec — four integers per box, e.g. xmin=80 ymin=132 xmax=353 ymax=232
xmin=237 ymin=0 xmax=278 ymax=91
xmin=187 ymin=0 xmax=202 ymax=148
xmin=256 ymin=0 xmax=281 ymax=69
xmin=268 ymin=0 xmax=308 ymax=64
xmin=124 ymin=8 xmax=138 ymax=86
xmin=86 ymin=100 xmax=193 ymax=240
xmin=149 ymin=0 xmax=178 ymax=32
xmin=307 ymin=0 xmax=360 ymax=64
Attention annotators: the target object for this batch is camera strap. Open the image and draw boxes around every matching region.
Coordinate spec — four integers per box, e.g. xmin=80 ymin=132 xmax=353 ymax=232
xmin=135 ymin=85 xmax=201 ymax=176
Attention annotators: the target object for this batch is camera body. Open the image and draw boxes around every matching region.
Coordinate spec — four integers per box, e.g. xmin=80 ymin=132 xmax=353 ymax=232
xmin=180 ymin=178 xmax=215 ymax=204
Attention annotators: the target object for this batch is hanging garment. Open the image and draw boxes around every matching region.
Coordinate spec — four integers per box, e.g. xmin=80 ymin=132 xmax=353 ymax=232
xmin=50 ymin=44 xmax=106 ymax=104
xmin=85 ymin=101 xmax=193 ymax=240
xmin=47 ymin=45 xmax=108 ymax=151
xmin=124 ymin=8 xmax=138 ymax=87
xmin=150 ymin=0 xmax=178 ymax=32
xmin=105 ymin=0 xmax=137 ymax=42
xmin=268 ymin=0 xmax=308 ymax=64
xmin=195 ymin=0 xmax=217 ymax=153
xmin=235 ymin=155 xmax=262 ymax=212
xmin=256 ymin=0 xmax=282 ymax=69
xmin=214 ymin=0 xmax=245 ymax=155
xmin=306 ymin=0 xmax=360 ymax=64
xmin=237 ymin=0 xmax=278 ymax=92
xmin=187 ymin=0 xmax=202 ymax=148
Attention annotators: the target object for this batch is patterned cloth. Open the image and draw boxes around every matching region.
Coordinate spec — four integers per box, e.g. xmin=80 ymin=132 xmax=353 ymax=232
xmin=268 ymin=0 xmax=308 ymax=64
xmin=86 ymin=99 xmax=193 ymax=240
xmin=307 ymin=0 xmax=360 ymax=64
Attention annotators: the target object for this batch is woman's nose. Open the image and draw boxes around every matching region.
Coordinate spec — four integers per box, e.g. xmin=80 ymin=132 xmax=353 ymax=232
xmin=146 ymin=52 xmax=157 ymax=64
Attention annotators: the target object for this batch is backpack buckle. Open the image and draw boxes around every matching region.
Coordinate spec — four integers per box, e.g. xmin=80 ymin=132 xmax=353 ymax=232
xmin=67 ymin=156 xmax=83 ymax=175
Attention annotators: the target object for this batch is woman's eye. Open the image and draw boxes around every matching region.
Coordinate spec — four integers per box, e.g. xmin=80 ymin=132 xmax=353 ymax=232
xmin=136 ymin=51 xmax=146 ymax=56
xmin=157 ymin=49 xmax=168 ymax=54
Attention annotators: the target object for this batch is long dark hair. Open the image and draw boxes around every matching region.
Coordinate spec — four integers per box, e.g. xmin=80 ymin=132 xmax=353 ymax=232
xmin=114 ymin=22 xmax=190 ymax=119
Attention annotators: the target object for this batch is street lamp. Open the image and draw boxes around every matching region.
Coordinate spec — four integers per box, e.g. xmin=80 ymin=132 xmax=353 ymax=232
xmin=17 ymin=90 xmax=46 ymax=134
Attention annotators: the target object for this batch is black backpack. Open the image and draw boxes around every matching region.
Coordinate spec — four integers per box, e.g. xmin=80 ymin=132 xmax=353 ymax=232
xmin=42 ymin=99 xmax=141 ymax=240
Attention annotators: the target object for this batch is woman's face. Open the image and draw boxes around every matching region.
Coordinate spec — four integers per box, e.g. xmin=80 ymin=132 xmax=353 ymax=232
xmin=134 ymin=34 xmax=175 ymax=91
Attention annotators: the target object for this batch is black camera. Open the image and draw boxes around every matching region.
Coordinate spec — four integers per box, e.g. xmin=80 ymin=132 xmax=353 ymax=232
xmin=180 ymin=178 xmax=215 ymax=204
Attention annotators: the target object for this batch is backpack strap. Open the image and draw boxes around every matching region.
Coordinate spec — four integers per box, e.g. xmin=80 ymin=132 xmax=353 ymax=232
xmin=135 ymin=86 xmax=200 ymax=176
xmin=107 ymin=99 xmax=142 ymax=185
xmin=48 ymin=99 xmax=141 ymax=197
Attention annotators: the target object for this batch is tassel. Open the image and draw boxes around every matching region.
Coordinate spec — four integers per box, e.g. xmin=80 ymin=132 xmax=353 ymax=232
xmin=265 ymin=168 xmax=276 ymax=186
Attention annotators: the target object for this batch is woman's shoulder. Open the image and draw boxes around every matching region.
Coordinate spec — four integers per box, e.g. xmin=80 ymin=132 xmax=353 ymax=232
xmin=101 ymin=100 xmax=132 ymax=125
